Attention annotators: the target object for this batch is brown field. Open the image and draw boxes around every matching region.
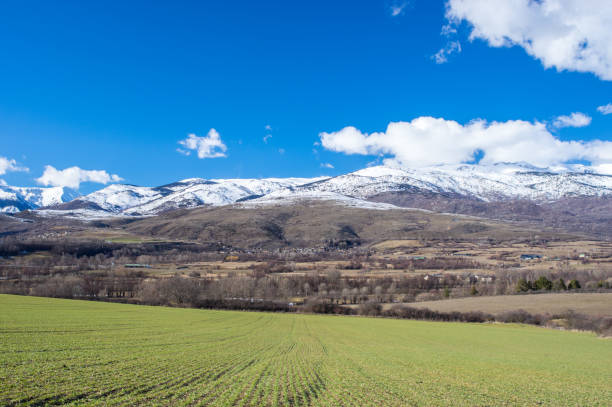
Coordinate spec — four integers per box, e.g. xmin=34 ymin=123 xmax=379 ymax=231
xmin=112 ymin=236 xmax=612 ymax=280
xmin=405 ymin=292 xmax=612 ymax=317
xmin=135 ymin=237 xmax=611 ymax=279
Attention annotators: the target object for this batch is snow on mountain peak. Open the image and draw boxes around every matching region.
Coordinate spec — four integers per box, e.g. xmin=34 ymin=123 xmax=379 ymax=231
xmin=47 ymin=176 xmax=331 ymax=217
xmin=237 ymin=189 xmax=400 ymax=211
xmin=352 ymin=166 xmax=409 ymax=178
xmin=0 ymin=185 xmax=77 ymax=212
xmin=3 ymin=163 xmax=611 ymax=219
xmin=296 ymin=163 xmax=612 ymax=203
xmin=177 ymin=178 xmax=210 ymax=184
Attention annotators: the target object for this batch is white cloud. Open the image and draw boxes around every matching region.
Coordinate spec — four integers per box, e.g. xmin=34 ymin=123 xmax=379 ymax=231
xmin=319 ymin=116 xmax=612 ymax=169
xmin=597 ymin=103 xmax=612 ymax=115
xmin=0 ymin=179 xmax=7 ymax=186
xmin=433 ymin=40 xmax=461 ymax=64
xmin=441 ymin=23 xmax=457 ymax=36
xmin=264 ymin=124 xmax=272 ymax=131
xmin=36 ymin=165 xmax=123 ymax=189
xmin=445 ymin=0 xmax=612 ymax=80
xmin=0 ymin=157 xmax=28 ymax=175
xmin=552 ymin=112 xmax=592 ymax=129
xmin=263 ymin=134 xmax=272 ymax=144
xmin=390 ymin=3 xmax=407 ymax=17
xmin=177 ymin=129 xmax=227 ymax=159
xmin=320 ymin=163 xmax=334 ymax=169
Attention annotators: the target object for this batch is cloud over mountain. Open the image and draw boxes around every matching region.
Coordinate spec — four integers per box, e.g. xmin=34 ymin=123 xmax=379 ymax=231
xmin=36 ymin=166 xmax=123 ymax=189
xmin=319 ymin=116 xmax=612 ymax=171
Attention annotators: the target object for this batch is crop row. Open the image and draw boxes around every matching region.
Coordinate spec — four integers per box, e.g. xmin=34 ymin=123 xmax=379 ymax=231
xmin=1 ymin=295 xmax=611 ymax=406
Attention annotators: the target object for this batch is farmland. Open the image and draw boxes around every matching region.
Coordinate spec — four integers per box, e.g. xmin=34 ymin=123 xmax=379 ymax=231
xmin=408 ymin=292 xmax=612 ymax=317
xmin=1 ymin=295 xmax=611 ymax=406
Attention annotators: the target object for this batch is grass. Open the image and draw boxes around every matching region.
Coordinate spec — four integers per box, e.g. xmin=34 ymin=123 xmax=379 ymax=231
xmin=1 ymin=295 xmax=611 ymax=406
xmin=408 ymin=292 xmax=612 ymax=317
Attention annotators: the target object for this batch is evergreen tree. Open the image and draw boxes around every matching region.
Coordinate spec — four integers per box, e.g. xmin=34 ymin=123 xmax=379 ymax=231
xmin=516 ymin=278 xmax=531 ymax=292
xmin=553 ymin=278 xmax=567 ymax=291
xmin=534 ymin=276 xmax=553 ymax=291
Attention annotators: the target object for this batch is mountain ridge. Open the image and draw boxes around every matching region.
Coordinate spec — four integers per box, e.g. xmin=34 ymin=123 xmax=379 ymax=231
xmin=2 ymin=163 xmax=611 ymax=221
xmin=0 ymin=184 xmax=78 ymax=213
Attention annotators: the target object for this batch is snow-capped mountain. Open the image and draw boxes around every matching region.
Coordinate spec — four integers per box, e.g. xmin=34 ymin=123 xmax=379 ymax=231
xmin=295 ymin=163 xmax=612 ymax=202
xmin=0 ymin=184 xmax=77 ymax=213
xmin=36 ymin=177 xmax=327 ymax=218
xmin=236 ymin=189 xmax=402 ymax=211
xmin=121 ymin=177 xmax=328 ymax=215
xmin=6 ymin=162 xmax=612 ymax=219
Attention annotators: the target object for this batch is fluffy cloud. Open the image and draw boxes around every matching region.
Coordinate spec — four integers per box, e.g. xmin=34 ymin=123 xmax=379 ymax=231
xmin=36 ymin=166 xmax=123 ymax=189
xmin=597 ymin=103 xmax=612 ymax=115
xmin=320 ymin=163 xmax=334 ymax=169
xmin=446 ymin=0 xmax=612 ymax=80
xmin=552 ymin=112 xmax=592 ymax=129
xmin=0 ymin=157 xmax=28 ymax=175
xmin=177 ymin=129 xmax=227 ymax=159
xmin=319 ymin=116 xmax=612 ymax=170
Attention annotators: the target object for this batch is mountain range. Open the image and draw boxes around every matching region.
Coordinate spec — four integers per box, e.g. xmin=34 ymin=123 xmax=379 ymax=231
xmin=2 ymin=162 xmax=611 ymax=239
xmin=0 ymin=184 xmax=77 ymax=213
xmin=2 ymin=162 xmax=610 ymax=216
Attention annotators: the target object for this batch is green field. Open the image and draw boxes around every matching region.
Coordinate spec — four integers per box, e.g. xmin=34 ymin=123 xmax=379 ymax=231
xmin=1 ymin=295 xmax=610 ymax=406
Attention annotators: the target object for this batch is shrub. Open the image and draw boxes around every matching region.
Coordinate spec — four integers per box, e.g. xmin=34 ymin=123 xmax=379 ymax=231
xmin=336 ymin=261 xmax=363 ymax=270
xmin=382 ymin=305 xmax=492 ymax=323
xmin=358 ymin=302 xmax=382 ymax=317
xmin=497 ymin=310 xmax=546 ymax=325
xmin=31 ymin=275 xmax=82 ymax=299
xmin=301 ymin=300 xmax=354 ymax=315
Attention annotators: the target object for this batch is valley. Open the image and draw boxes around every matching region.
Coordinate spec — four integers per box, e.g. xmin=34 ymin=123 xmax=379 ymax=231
xmin=4 ymin=2 xmax=612 ymax=405
xmin=2 ymin=199 xmax=610 ymax=335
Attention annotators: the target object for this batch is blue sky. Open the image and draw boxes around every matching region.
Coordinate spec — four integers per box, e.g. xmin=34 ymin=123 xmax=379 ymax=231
xmin=1 ymin=0 xmax=611 ymax=191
